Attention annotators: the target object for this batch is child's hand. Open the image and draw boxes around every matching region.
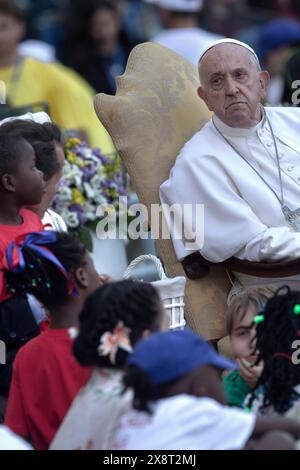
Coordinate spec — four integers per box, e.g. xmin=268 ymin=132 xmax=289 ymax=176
xmin=237 ymin=358 xmax=264 ymax=388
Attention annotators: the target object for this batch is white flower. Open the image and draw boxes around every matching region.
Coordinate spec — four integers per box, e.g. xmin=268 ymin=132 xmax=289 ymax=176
xmin=64 ymin=164 xmax=83 ymax=189
xmin=85 ymin=202 xmax=97 ymax=221
xmin=94 ymin=193 xmax=108 ymax=205
xmin=90 ymin=174 xmax=104 ymax=189
xmin=82 ymin=149 xmax=93 ymax=158
xmin=65 ymin=211 xmax=80 ymax=228
xmin=69 ymin=172 xmax=82 ymax=190
xmin=83 ymin=182 xmax=96 ymax=199
xmin=57 ymin=186 xmax=72 ymax=202
xmin=97 ymin=321 xmax=133 ymax=364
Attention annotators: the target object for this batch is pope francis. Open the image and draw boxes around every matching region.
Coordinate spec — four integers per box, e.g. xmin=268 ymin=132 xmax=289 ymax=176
xmin=159 ymin=38 xmax=300 ymax=293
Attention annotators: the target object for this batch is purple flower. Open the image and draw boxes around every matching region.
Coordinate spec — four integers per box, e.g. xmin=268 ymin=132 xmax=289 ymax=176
xmin=70 ymin=204 xmax=85 ymax=225
xmin=81 ymin=165 xmax=96 ymax=181
xmin=92 ymin=147 xmax=107 ymax=164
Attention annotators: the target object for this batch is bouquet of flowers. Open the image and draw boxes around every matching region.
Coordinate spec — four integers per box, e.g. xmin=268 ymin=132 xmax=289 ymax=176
xmin=52 ymin=136 xmax=130 ymax=249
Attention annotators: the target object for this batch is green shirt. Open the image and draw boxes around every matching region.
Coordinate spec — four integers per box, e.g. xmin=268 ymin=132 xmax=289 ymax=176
xmin=223 ymin=370 xmax=252 ymax=408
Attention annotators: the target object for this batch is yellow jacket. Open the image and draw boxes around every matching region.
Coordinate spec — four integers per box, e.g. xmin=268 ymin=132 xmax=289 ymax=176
xmin=0 ymin=57 xmax=114 ymax=154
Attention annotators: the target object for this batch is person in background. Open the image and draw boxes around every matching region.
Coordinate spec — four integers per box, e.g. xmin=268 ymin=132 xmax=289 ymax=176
xmin=0 ymin=0 xmax=114 ymax=152
xmin=0 ymin=116 xmax=67 ymax=231
xmin=0 ymin=115 xmax=67 ymax=345
xmin=245 ymin=286 xmax=300 ymax=416
xmin=257 ymin=19 xmax=300 ymax=104
xmin=146 ymin=0 xmax=223 ymax=65
xmin=63 ymin=0 xmax=135 ymax=95
xmin=0 ymin=134 xmax=44 ymax=397
xmin=3 ymin=231 xmax=101 ymax=449
xmin=281 ymin=49 xmax=300 ymax=105
xmin=223 ymin=288 xmax=273 ymax=408
xmin=50 ymin=280 xmax=167 ymax=450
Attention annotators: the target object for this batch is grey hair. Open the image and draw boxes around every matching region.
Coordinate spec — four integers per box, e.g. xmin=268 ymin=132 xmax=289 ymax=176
xmin=198 ymin=47 xmax=261 ymax=85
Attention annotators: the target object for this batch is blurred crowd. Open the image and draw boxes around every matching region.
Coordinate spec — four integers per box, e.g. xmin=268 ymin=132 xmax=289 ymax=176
xmin=7 ymin=0 xmax=300 ymax=106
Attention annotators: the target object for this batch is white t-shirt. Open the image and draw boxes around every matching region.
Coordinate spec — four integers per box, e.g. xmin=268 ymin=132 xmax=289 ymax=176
xmin=50 ymin=368 xmax=132 ymax=450
xmin=153 ymin=28 xmax=223 ymax=65
xmin=0 ymin=426 xmax=32 ymax=450
xmin=111 ymin=394 xmax=255 ymax=450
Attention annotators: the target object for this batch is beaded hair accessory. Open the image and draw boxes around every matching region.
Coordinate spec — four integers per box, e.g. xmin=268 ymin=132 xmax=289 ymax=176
xmin=293 ymin=304 xmax=300 ymax=315
xmin=97 ymin=321 xmax=133 ymax=365
xmin=255 ymin=303 xmax=300 ymax=360
xmin=253 ymin=314 xmax=265 ymax=325
xmin=254 ymin=303 xmax=300 ymax=326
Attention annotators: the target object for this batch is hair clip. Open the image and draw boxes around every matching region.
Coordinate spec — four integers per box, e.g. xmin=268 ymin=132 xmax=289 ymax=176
xmin=293 ymin=304 xmax=300 ymax=315
xmin=254 ymin=314 xmax=265 ymax=325
xmin=97 ymin=321 xmax=133 ymax=365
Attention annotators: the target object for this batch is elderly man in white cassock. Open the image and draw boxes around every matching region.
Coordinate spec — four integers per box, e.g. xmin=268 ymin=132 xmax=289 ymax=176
xmin=159 ymin=38 xmax=300 ymax=296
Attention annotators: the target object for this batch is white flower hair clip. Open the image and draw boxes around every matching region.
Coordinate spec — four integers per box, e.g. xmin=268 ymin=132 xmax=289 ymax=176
xmin=97 ymin=321 xmax=133 ymax=364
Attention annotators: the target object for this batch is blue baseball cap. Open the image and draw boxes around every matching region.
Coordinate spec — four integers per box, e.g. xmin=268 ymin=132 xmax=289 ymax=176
xmin=127 ymin=329 xmax=237 ymax=385
xmin=258 ymin=19 xmax=300 ymax=61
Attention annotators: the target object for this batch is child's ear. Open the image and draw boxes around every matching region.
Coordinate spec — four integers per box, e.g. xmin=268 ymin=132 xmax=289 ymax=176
xmin=74 ymin=266 xmax=88 ymax=288
xmin=1 ymin=174 xmax=16 ymax=192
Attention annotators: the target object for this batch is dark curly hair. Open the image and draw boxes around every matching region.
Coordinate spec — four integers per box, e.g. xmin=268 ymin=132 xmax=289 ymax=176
xmin=0 ymin=134 xmax=30 ymax=178
xmin=0 ymin=120 xmax=62 ymax=181
xmin=0 ymin=0 xmax=26 ymax=21
xmin=4 ymin=231 xmax=88 ymax=311
xmin=123 ymin=365 xmax=175 ymax=414
xmin=249 ymin=286 xmax=300 ymax=413
xmin=73 ymin=280 xmax=164 ymax=369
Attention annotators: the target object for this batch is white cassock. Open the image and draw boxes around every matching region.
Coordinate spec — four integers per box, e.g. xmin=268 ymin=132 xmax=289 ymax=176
xmin=159 ymin=106 xmax=300 ymax=292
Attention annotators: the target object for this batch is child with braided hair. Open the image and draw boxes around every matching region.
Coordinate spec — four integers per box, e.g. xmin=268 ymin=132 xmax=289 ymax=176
xmin=0 ymin=117 xmax=67 ymax=341
xmin=245 ymin=286 xmax=300 ymax=415
xmin=3 ymin=231 xmax=101 ymax=449
xmin=50 ymin=280 xmax=168 ymax=450
xmin=0 ymin=134 xmax=45 ymax=398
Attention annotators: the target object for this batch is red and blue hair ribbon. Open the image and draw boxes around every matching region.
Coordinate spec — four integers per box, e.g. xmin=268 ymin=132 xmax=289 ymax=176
xmin=3 ymin=231 xmax=77 ymax=296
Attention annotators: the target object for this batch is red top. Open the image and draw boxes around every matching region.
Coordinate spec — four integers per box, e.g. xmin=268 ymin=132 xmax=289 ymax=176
xmin=0 ymin=208 xmax=43 ymax=301
xmin=4 ymin=328 xmax=92 ymax=450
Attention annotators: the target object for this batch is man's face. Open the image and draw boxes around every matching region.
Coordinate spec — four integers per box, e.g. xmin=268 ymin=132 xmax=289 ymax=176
xmin=0 ymin=13 xmax=24 ymax=57
xmin=198 ymin=44 xmax=269 ymax=128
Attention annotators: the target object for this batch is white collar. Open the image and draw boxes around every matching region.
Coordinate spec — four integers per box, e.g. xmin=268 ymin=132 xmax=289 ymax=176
xmin=212 ymin=112 xmax=264 ymax=138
